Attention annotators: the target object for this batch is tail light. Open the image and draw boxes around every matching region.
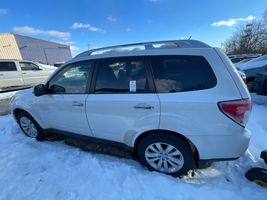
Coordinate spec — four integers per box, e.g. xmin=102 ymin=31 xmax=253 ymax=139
xmin=218 ymin=99 xmax=251 ymax=126
xmin=242 ymin=77 xmax=248 ymax=85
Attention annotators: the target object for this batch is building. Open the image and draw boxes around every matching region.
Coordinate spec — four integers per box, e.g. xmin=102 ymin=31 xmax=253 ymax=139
xmin=0 ymin=33 xmax=72 ymax=65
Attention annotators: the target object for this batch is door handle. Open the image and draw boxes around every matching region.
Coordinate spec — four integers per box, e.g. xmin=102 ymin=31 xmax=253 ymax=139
xmin=134 ymin=104 xmax=154 ymax=110
xmin=72 ymin=101 xmax=84 ymax=107
xmin=22 ymin=72 xmax=27 ymax=75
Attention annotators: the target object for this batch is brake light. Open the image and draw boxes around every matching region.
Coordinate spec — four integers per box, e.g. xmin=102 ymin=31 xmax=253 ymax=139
xmin=242 ymin=77 xmax=248 ymax=85
xmin=218 ymin=99 xmax=251 ymax=126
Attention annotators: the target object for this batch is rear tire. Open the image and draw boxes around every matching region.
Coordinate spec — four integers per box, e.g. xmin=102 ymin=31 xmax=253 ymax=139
xmin=137 ymin=133 xmax=195 ymax=177
xmin=17 ymin=111 xmax=45 ymax=141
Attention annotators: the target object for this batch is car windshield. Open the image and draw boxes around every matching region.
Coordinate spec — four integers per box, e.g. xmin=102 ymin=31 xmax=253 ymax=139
xmin=247 ymin=55 xmax=267 ymax=63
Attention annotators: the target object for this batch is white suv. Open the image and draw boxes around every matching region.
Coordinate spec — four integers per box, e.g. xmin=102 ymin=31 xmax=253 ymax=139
xmin=10 ymin=40 xmax=251 ymax=176
xmin=0 ymin=59 xmax=55 ymax=91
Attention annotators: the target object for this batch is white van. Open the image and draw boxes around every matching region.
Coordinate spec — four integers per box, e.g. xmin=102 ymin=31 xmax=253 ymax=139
xmin=10 ymin=40 xmax=251 ymax=176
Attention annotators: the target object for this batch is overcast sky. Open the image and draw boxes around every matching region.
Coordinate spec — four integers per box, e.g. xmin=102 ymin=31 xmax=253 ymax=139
xmin=0 ymin=0 xmax=267 ymax=56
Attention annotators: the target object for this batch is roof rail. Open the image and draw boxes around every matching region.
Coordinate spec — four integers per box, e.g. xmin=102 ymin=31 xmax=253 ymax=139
xmin=75 ymin=39 xmax=211 ymax=58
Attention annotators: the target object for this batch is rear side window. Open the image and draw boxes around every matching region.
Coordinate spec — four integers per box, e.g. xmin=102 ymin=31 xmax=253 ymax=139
xmin=94 ymin=57 xmax=149 ymax=93
xmin=0 ymin=62 xmax=17 ymax=71
xmin=150 ymin=55 xmax=217 ymax=93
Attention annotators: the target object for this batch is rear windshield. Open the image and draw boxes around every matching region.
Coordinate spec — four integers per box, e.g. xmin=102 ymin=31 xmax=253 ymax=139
xmin=150 ymin=55 xmax=217 ymax=93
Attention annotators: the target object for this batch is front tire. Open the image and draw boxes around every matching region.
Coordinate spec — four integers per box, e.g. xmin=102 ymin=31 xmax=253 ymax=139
xmin=17 ymin=111 xmax=45 ymax=141
xmin=137 ymin=133 xmax=195 ymax=177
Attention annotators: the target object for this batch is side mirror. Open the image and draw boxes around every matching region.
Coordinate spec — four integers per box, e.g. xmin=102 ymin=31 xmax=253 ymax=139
xmin=33 ymin=84 xmax=46 ymax=96
xmin=50 ymin=84 xmax=66 ymax=93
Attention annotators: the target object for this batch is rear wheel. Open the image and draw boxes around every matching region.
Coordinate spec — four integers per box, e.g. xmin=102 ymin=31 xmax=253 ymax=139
xmin=137 ymin=133 xmax=195 ymax=177
xmin=17 ymin=111 xmax=45 ymax=141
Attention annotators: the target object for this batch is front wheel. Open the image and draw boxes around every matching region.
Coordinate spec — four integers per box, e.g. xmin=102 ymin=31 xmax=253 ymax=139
xmin=137 ymin=133 xmax=195 ymax=177
xmin=17 ymin=111 xmax=45 ymax=141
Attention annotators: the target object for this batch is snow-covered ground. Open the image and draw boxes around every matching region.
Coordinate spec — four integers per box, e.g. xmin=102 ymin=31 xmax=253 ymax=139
xmin=0 ymin=104 xmax=267 ymax=199
xmin=0 ymin=91 xmax=17 ymax=100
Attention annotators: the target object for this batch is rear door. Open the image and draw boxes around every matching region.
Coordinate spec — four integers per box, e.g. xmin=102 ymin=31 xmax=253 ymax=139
xmin=85 ymin=57 xmax=160 ymax=144
xmin=0 ymin=61 xmax=24 ymax=89
xmin=19 ymin=61 xmax=49 ymax=85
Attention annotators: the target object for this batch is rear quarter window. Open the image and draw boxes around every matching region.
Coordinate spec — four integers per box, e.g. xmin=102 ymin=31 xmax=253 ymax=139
xmin=0 ymin=62 xmax=17 ymax=71
xmin=150 ymin=55 xmax=217 ymax=93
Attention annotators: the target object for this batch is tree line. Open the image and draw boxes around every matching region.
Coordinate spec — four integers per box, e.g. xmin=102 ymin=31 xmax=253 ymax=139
xmin=223 ymin=8 xmax=267 ymax=55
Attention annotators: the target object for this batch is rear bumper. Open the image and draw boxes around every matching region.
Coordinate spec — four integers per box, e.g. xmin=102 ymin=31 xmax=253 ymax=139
xmin=197 ymin=128 xmax=251 ymax=168
xmin=188 ymin=128 xmax=251 ymax=160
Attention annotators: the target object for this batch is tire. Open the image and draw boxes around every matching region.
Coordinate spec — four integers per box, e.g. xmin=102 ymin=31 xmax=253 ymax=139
xmin=17 ymin=111 xmax=45 ymax=141
xmin=137 ymin=133 xmax=195 ymax=177
xmin=245 ymin=168 xmax=267 ymax=188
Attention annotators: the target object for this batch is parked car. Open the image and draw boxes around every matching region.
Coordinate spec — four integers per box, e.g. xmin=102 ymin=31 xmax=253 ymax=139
xmin=236 ymin=55 xmax=267 ymax=87
xmin=238 ymin=70 xmax=247 ymax=85
xmin=228 ymin=54 xmax=261 ymax=63
xmin=0 ymin=59 xmax=56 ymax=91
xmin=235 ymin=58 xmax=254 ymax=68
xmin=10 ymin=40 xmax=251 ymax=177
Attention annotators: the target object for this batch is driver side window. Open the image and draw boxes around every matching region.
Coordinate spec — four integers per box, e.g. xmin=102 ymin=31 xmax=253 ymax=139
xmin=48 ymin=61 xmax=93 ymax=94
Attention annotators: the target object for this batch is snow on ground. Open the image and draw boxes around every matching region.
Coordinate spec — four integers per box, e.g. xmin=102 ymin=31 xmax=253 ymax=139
xmin=0 ymin=104 xmax=267 ymax=200
xmin=0 ymin=91 xmax=17 ymax=100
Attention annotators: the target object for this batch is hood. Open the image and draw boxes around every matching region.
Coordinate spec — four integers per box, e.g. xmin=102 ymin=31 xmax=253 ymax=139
xmin=39 ymin=64 xmax=57 ymax=71
xmin=235 ymin=62 xmax=247 ymax=69
xmin=14 ymin=88 xmax=33 ymax=97
xmin=238 ymin=60 xmax=267 ymax=70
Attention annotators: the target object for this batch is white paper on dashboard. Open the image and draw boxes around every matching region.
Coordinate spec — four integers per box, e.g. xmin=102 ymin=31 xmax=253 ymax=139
xmin=129 ymin=80 xmax=136 ymax=92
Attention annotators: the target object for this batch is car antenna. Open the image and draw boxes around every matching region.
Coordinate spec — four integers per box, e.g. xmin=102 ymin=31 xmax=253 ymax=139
xmin=188 ymin=36 xmax=192 ymax=40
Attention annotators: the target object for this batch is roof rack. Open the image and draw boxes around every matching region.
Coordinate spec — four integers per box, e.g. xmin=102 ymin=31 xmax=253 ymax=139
xmin=75 ymin=39 xmax=211 ymax=58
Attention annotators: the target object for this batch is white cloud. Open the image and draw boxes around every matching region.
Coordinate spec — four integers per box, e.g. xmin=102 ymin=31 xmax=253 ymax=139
xmin=126 ymin=28 xmax=132 ymax=32
xmin=13 ymin=26 xmax=81 ymax=55
xmin=107 ymin=15 xmax=116 ymax=22
xmin=71 ymin=22 xmax=105 ymax=33
xmin=53 ymin=40 xmax=80 ymax=55
xmin=70 ymin=45 xmax=80 ymax=55
xmin=0 ymin=8 xmax=8 ymax=14
xmin=71 ymin=22 xmax=90 ymax=29
xmin=212 ymin=15 xmax=256 ymax=27
xmin=60 ymin=41 xmax=76 ymax=45
xmin=13 ymin=26 xmax=70 ymax=40
xmin=54 ymin=40 xmax=76 ymax=46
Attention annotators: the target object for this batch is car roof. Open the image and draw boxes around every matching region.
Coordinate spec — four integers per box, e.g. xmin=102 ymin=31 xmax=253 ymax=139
xmin=0 ymin=59 xmax=36 ymax=62
xmin=74 ymin=40 xmax=211 ymax=60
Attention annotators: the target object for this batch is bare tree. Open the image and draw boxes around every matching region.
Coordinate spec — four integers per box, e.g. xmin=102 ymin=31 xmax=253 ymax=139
xmin=223 ymin=8 xmax=267 ymax=55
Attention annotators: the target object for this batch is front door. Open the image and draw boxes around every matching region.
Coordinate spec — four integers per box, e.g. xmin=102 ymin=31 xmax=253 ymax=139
xmin=36 ymin=61 xmax=94 ymax=136
xmin=86 ymin=57 xmax=160 ymax=144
